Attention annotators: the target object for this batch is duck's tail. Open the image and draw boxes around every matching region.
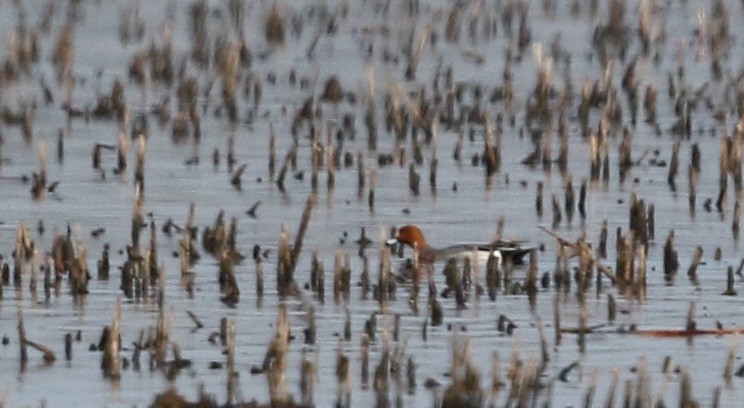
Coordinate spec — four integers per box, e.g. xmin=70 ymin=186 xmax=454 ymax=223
xmin=500 ymin=246 xmax=536 ymax=265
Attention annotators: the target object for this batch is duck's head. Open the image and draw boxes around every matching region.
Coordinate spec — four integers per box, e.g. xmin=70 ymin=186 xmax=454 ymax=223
xmin=386 ymin=225 xmax=428 ymax=249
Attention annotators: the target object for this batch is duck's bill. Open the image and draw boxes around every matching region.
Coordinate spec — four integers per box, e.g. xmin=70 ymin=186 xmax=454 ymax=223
xmin=385 ymin=238 xmax=398 ymax=246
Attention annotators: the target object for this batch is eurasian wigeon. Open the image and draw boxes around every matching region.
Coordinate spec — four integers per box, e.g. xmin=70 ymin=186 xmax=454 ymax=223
xmin=386 ymin=224 xmax=534 ymax=267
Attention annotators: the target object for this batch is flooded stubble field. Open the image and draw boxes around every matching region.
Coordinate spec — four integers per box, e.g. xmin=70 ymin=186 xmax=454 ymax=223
xmin=1 ymin=0 xmax=744 ymax=407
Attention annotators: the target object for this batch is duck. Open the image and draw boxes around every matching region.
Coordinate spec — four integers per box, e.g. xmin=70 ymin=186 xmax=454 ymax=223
xmin=386 ymin=224 xmax=534 ymax=268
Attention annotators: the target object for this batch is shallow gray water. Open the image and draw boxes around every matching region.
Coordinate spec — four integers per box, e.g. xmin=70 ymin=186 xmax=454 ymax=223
xmin=1 ymin=0 xmax=744 ymax=407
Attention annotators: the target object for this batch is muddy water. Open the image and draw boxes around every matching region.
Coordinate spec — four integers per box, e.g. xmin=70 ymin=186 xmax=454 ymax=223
xmin=1 ymin=0 xmax=744 ymax=407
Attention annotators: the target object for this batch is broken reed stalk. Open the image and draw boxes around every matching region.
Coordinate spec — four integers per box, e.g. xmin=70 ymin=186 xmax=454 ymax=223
xmin=141 ymin=249 xmax=152 ymax=300
xmin=247 ymin=246 xmax=262 ymax=301
xmin=368 ymin=167 xmax=377 ymax=212
xmin=535 ymin=181 xmax=543 ymax=217
xmin=70 ymin=241 xmax=89 ymax=295
xmin=484 ymin=119 xmax=500 ymax=177
xmin=453 ymin=130 xmax=464 ymax=163
xmin=310 ymin=249 xmax=321 ymax=292
xmin=65 ymin=332 xmax=73 ymax=361
xmin=24 ymin=338 xmax=56 ymax=363
xmin=310 ymin=128 xmax=322 ymax=192
xmin=361 ymin=334 xmax=370 ymax=389
xmin=225 ymin=318 xmax=237 ymax=404
xmin=734 ymin=199 xmax=741 ymax=240
xmin=186 ymin=310 xmax=204 ymax=329
xmin=264 ymin=305 xmax=289 ymax=404
xmin=633 ymin=326 xmax=744 ymax=336
xmin=31 ymin=140 xmax=47 ymax=200
xmin=117 ymin=130 xmax=128 ymax=174
xmin=601 ymin=132 xmax=610 ymax=184
xmin=405 ymin=27 xmax=430 ymax=80
xmin=589 ymin=132 xmax=601 ymax=181
xmin=724 ymin=266 xmax=737 ymax=296
xmin=647 ymin=203 xmax=655 ymax=240
xmin=526 ymin=250 xmax=538 ymax=308
xmin=542 ymin=129 xmax=553 ymax=171
xmin=219 ymin=251 xmax=239 ymax=306
xmin=578 ymin=179 xmax=587 ymax=220
xmin=373 ymin=334 xmax=391 ymax=405
xmin=326 ymin=124 xmax=336 ymax=193
xmin=149 ymin=221 xmax=160 ymax=284
xmin=552 ymin=193 xmax=562 ymax=228
xmin=275 ymin=145 xmax=298 ymax=192
xmin=304 ymin=306 xmax=317 ymax=345
xmin=378 ymin=237 xmax=391 ymax=311
xmin=445 ymin=6 xmax=461 ymax=43
xmin=564 ymin=175 xmax=575 ymax=224
xmin=291 ymin=195 xmax=316 ymax=274
xmin=667 ymin=141 xmax=680 ymax=190
xmin=301 ymin=351 xmax=317 ymax=407
xmin=57 ymin=128 xmax=64 ymax=164
xmin=644 ymin=84 xmax=657 ymax=123
xmin=553 ymin=294 xmax=562 ymax=346
xmin=724 ymin=337 xmax=737 ymax=389
xmin=335 ymin=344 xmax=351 ymax=408
xmin=334 ymin=250 xmax=352 ymax=304
xmin=268 ymin=122 xmax=276 ymax=180
xmin=18 ymin=309 xmax=28 ymax=369
xmin=555 ymin=242 xmax=569 ymax=290
xmin=180 ymin=203 xmax=196 ymax=277
xmin=265 ymin=2 xmax=284 ymax=45
xmin=277 ymin=224 xmax=293 ymax=297
xmin=230 ymin=164 xmax=246 ymax=190
xmin=558 ymin=122 xmax=569 ymax=174
xmin=686 ymin=246 xmax=703 ymax=286
xmin=688 ymin=164 xmax=698 ymax=215
xmin=153 ymin=306 xmax=173 ymax=367
xmin=540 ymin=226 xmax=619 ymax=286
xmin=598 ymin=220 xmax=608 ymax=259
xmin=13 ymin=222 xmax=28 ymax=288
xmin=608 ymin=294 xmax=617 ymax=323
xmin=29 ymin=248 xmax=39 ymax=298
xmin=635 ymin=245 xmax=647 ymax=299
xmin=578 ymin=305 xmax=587 ymax=353
xmin=429 ymin=155 xmax=438 ymax=195
xmin=663 ymin=230 xmax=679 ymax=284
xmin=366 ymin=65 xmax=378 ymax=152
xmin=408 ymin=163 xmax=420 ymax=195
xmin=583 ymin=369 xmax=598 ymax=408
xmin=490 ymin=351 xmax=502 ymax=401
xmin=134 ymin=134 xmax=146 ymax=194
xmin=615 ymin=230 xmax=633 ymax=284
xmin=535 ymin=317 xmax=549 ymax=374
xmin=356 ymin=151 xmax=366 ymax=199
xmin=686 ymin=301 xmax=697 ymax=332
xmin=131 ymin=186 xmax=144 ymax=249
xmin=430 ymin=297 xmax=443 ymax=327
xmin=317 ymin=252 xmax=327 ymax=303
xmin=717 ymin=135 xmax=729 ymax=212
xmin=486 ymin=251 xmax=501 ymax=301
xmin=629 ymin=194 xmax=649 ymax=247
xmin=341 ymin=308 xmax=351 ymax=342
xmin=680 ymin=368 xmax=697 ymax=406
xmin=102 ymin=297 xmax=121 ymax=379
xmin=406 ymin=355 xmax=416 ymax=394
xmin=43 ymin=254 xmax=53 ymax=300
xmin=732 ymin=131 xmax=743 ymax=192
xmin=618 ymin=128 xmax=632 ymax=183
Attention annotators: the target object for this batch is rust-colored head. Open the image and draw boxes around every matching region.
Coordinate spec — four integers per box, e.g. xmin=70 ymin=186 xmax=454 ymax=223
xmin=394 ymin=225 xmax=428 ymax=249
